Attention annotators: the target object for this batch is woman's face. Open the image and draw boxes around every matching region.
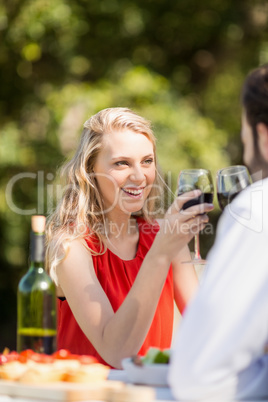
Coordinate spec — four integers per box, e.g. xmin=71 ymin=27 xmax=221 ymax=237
xmin=93 ymin=129 xmax=156 ymax=217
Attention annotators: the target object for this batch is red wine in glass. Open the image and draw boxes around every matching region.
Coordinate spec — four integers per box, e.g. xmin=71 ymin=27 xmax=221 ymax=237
xmin=177 ymin=169 xmax=214 ymax=265
xmin=216 ymin=165 xmax=252 ymax=211
xmin=180 ymin=193 xmax=214 ymax=210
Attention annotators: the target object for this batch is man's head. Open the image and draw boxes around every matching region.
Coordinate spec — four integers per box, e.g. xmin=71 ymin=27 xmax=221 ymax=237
xmin=241 ymin=64 xmax=268 ymax=179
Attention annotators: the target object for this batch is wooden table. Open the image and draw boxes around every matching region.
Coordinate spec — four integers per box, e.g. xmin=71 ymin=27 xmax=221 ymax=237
xmin=0 ymin=369 xmax=175 ymax=402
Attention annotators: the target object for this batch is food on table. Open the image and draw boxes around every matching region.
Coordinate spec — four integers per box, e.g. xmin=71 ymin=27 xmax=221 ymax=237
xmin=132 ymin=347 xmax=171 ymax=366
xmin=0 ymin=348 xmax=109 ymax=383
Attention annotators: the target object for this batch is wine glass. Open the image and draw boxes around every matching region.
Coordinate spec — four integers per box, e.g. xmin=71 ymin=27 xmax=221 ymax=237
xmin=216 ymin=165 xmax=252 ymax=211
xmin=177 ymin=169 xmax=214 ymax=265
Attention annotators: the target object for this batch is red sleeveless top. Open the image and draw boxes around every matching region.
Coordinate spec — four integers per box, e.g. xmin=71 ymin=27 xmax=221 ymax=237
xmin=57 ymin=218 xmax=174 ymax=366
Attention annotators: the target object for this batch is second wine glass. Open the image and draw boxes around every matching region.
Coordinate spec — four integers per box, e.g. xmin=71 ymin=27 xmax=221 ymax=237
xmin=216 ymin=165 xmax=252 ymax=211
xmin=177 ymin=169 xmax=214 ymax=265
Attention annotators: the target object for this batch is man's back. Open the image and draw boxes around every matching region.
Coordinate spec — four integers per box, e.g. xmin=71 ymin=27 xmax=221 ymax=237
xmin=169 ymin=178 xmax=268 ymax=401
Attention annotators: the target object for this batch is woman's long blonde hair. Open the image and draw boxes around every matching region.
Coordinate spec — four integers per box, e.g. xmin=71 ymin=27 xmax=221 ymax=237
xmin=46 ymin=107 xmax=163 ymax=284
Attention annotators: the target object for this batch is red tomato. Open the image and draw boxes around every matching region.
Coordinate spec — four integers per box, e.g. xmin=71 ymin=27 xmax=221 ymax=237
xmin=53 ymin=349 xmax=71 ymax=360
xmin=68 ymin=353 xmax=80 ymax=360
xmin=18 ymin=355 xmax=27 ymax=363
xmin=79 ymin=355 xmax=99 ymax=365
xmin=30 ymin=353 xmax=54 ymax=364
xmin=38 ymin=354 xmax=54 ymax=364
xmin=0 ymin=355 xmax=8 ymax=365
xmin=19 ymin=349 xmax=35 ymax=363
xmin=0 ymin=351 xmax=19 ymax=364
xmin=7 ymin=351 xmax=19 ymax=362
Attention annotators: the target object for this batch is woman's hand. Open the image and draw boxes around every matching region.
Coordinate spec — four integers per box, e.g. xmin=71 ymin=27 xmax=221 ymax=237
xmin=152 ymin=190 xmax=214 ymax=263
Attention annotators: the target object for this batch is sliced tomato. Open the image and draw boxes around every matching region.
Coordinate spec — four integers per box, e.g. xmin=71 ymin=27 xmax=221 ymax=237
xmin=38 ymin=354 xmax=55 ymax=364
xmin=29 ymin=352 xmax=54 ymax=364
xmin=0 ymin=354 xmax=8 ymax=365
xmin=53 ymin=349 xmax=71 ymax=360
xmin=19 ymin=349 xmax=35 ymax=363
xmin=68 ymin=353 xmax=80 ymax=360
xmin=18 ymin=354 xmax=27 ymax=363
xmin=0 ymin=351 xmax=19 ymax=364
xmin=79 ymin=355 xmax=99 ymax=365
xmin=7 ymin=351 xmax=19 ymax=362
xmin=26 ymin=352 xmax=42 ymax=363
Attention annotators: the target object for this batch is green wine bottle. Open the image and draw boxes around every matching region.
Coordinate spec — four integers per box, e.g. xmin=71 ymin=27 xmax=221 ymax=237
xmin=17 ymin=215 xmax=57 ymax=354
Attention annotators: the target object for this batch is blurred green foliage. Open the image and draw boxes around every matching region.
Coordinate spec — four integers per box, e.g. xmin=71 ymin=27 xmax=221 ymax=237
xmin=1 ymin=0 xmax=268 ymax=350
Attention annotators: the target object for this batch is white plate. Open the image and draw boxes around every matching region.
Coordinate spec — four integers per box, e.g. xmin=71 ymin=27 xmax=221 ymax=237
xmin=122 ymin=358 xmax=169 ymax=386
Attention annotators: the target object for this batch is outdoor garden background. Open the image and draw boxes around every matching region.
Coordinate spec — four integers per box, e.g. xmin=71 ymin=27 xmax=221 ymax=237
xmin=1 ymin=0 xmax=267 ymax=350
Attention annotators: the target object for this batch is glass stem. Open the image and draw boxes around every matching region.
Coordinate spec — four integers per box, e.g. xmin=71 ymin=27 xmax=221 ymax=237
xmin=194 ymin=234 xmax=201 ymax=260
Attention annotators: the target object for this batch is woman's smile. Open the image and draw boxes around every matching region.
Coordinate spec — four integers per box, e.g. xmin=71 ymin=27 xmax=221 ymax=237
xmin=121 ymin=186 xmax=145 ymax=198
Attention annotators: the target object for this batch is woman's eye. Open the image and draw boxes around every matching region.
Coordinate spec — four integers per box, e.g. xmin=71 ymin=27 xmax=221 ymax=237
xmin=144 ymin=158 xmax=154 ymax=164
xmin=115 ymin=161 xmax=129 ymax=166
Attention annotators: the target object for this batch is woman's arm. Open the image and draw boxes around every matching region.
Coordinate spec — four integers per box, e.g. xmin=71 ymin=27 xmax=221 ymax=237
xmin=56 ymin=191 xmax=212 ymax=368
xmin=172 ymin=246 xmax=199 ymax=314
xmin=157 ymin=218 xmax=198 ymax=313
xmin=56 ymin=238 xmax=171 ymax=368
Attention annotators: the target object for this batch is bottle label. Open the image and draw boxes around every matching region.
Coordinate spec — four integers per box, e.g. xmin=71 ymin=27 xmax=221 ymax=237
xmin=18 ymin=328 xmax=57 ymax=336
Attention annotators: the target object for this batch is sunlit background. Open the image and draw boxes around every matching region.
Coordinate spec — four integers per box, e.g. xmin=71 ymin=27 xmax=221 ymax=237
xmin=1 ymin=0 xmax=268 ymax=350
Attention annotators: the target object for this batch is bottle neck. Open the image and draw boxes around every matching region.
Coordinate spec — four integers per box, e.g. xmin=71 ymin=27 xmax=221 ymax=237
xmin=29 ymin=262 xmax=44 ymax=272
xmin=30 ymin=231 xmax=45 ymax=266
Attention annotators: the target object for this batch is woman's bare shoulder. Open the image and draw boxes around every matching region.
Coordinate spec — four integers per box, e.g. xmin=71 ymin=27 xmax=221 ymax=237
xmin=64 ymin=237 xmax=93 ymax=258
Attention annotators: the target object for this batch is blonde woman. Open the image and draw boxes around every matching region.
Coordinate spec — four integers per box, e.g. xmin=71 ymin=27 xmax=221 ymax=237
xmin=46 ymin=107 xmax=213 ymax=369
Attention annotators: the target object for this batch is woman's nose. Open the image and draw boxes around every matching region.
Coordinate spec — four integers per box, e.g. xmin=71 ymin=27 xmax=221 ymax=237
xmin=129 ymin=165 xmax=145 ymax=182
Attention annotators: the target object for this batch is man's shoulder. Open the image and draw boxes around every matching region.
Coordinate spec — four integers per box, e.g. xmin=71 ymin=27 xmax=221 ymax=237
xmin=217 ymin=177 xmax=268 ymax=239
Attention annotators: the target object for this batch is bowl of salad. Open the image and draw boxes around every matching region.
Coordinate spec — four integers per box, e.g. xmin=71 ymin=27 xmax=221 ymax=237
xmin=122 ymin=347 xmax=171 ymax=386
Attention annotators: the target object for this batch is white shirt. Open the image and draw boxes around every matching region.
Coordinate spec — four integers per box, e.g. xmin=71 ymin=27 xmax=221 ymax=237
xmin=169 ymin=178 xmax=268 ymax=401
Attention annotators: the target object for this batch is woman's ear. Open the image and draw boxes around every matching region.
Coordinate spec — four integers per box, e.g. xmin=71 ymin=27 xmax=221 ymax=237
xmin=256 ymin=123 xmax=268 ymax=161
